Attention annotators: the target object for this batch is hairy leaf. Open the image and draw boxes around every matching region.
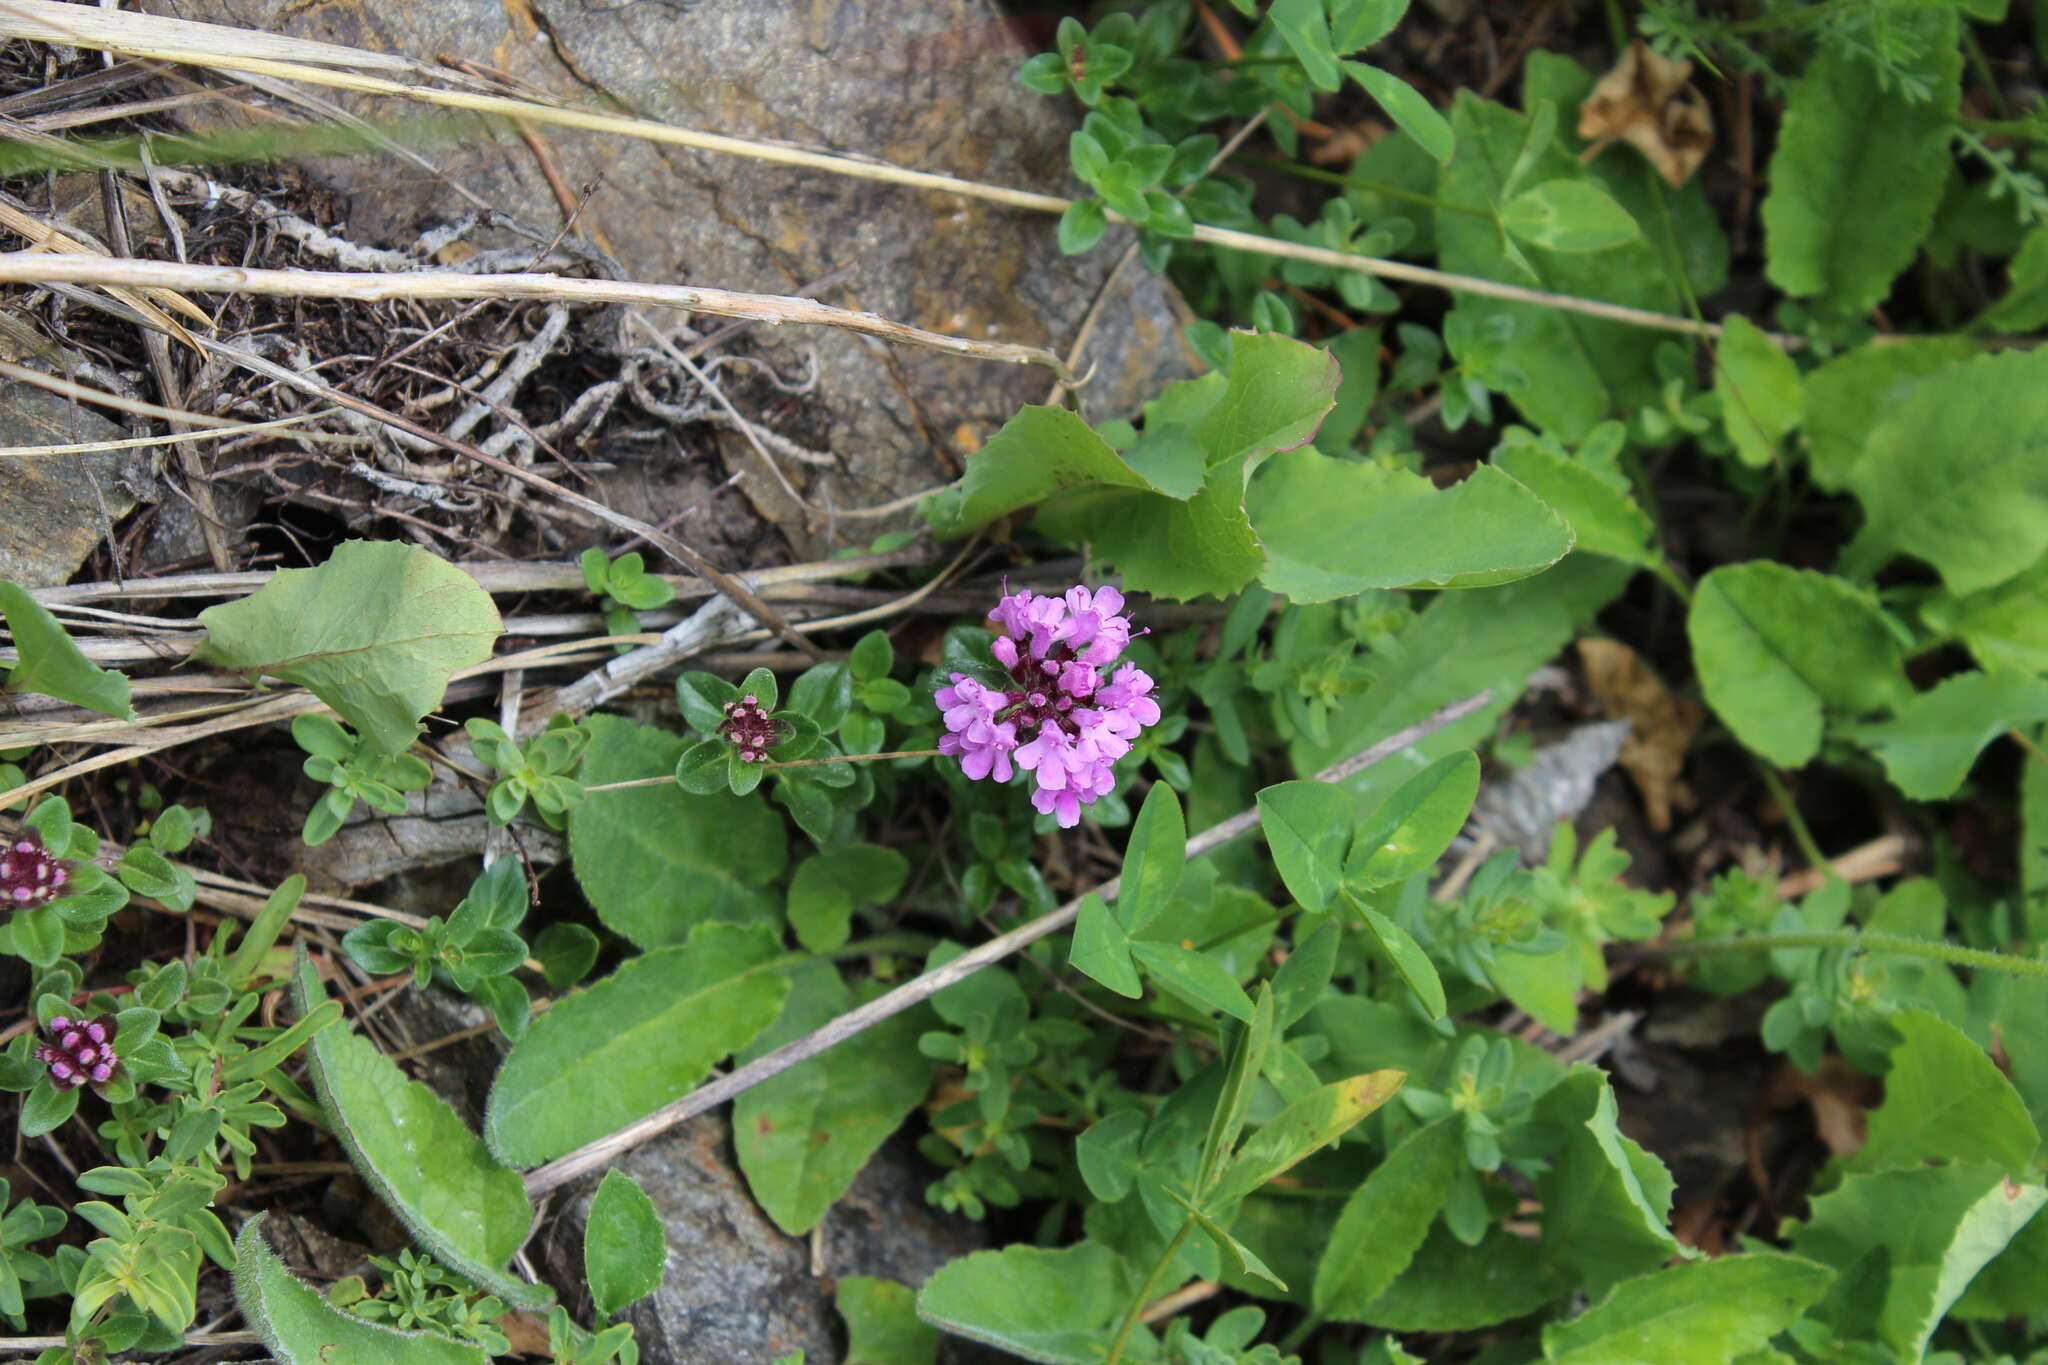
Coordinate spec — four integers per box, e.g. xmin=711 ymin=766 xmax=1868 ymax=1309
xmin=235 ymin=1215 xmax=488 ymax=1365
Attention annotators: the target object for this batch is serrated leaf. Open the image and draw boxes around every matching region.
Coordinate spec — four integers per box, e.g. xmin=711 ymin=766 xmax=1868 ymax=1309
xmin=568 ymin=715 xmax=786 ymax=947
xmin=1790 ymin=1163 xmax=2046 ymax=1358
xmin=1490 ymin=445 xmax=1657 ymax=569
xmin=1541 ymin=1254 xmax=1833 ymax=1365
xmin=1849 ymin=1009 xmax=2039 ymax=1174
xmin=193 ymin=541 xmax=501 ymax=755
xmin=1071 ymin=893 xmax=1142 ymax=999
xmin=486 ymin=922 xmax=790 ymax=1167
xmin=1116 ymin=783 xmax=1185 ymax=934
xmin=1316 ymin=1118 xmax=1461 ymax=1319
xmin=291 ymin=949 xmax=543 ymax=1307
xmin=734 ymin=962 xmax=934 ymax=1236
xmin=1714 ymin=316 xmax=1803 ymax=469
xmin=1132 ymin=940 xmax=1255 ymax=1022
xmin=1841 ymin=349 xmax=2048 ymax=595
xmin=1536 ymin=1068 xmax=1683 ymax=1297
xmin=1845 ymin=670 xmax=2048 ymax=799
xmin=1501 ymin=180 xmax=1639 ymax=252
xmin=1211 ymin=1071 xmax=1402 ymax=1207
xmin=585 ymin=1170 xmax=665 ymax=1319
xmin=916 ymin=1243 xmax=1153 ymax=1365
xmin=840 ymin=1277 xmax=938 ymax=1365
xmin=1347 ymin=751 xmax=1479 ymax=889
xmin=234 ymin=1215 xmax=488 ymax=1365
xmin=1761 ymin=8 xmax=1959 ymax=315
xmin=0 ymin=582 xmax=133 ymax=720
xmin=1688 ymin=563 xmax=1909 ymax=768
xmin=1249 ymin=456 xmax=1572 ymax=602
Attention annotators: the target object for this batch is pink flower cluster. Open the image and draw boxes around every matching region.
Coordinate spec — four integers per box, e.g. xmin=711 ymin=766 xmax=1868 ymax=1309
xmin=0 ymin=829 xmax=67 ymax=909
xmin=37 ymin=1014 xmax=117 ymax=1091
xmin=936 ymin=585 xmax=1160 ymax=828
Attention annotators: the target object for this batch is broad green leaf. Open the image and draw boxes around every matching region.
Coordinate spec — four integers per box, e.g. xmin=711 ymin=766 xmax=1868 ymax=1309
xmin=733 ymin=962 xmax=934 ymax=1235
xmin=1841 ymin=349 xmax=2048 ymax=595
xmin=1192 ymin=332 xmax=1346 ymax=471
xmin=1688 ymin=563 xmax=1908 ymax=768
xmin=1437 ymin=93 xmax=1675 ymax=439
xmin=1351 ymin=899 xmax=1447 ymax=1020
xmin=1268 ymin=0 xmax=1340 ymax=90
xmin=1501 ymin=180 xmax=1639 ymax=252
xmin=840 ymin=1277 xmax=938 ymax=1365
xmin=1117 ymin=783 xmax=1186 ymax=935
xmin=1076 ymin=1109 xmax=1147 ymax=1202
xmin=1316 ymin=1118 xmax=1461 ymax=1319
xmin=1713 ymin=316 xmax=1803 ymax=469
xmin=1491 ymin=446 xmax=1657 ymax=570
xmin=1258 ymin=781 xmax=1351 ymax=912
xmin=1541 ymin=1254 xmax=1833 ymax=1365
xmin=1535 ymin=1068 xmax=1683 ymax=1297
xmin=1250 ymin=455 xmax=1571 ymax=602
xmin=1271 ymin=920 xmax=1337 ymax=1028
xmin=1071 ymin=893 xmax=1142 ymax=999
xmin=568 ymin=715 xmax=786 ymax=947
xmin=585 ymin=1170 xmax=665 ymax=1319
xmin=1846 ymin=670 xmax=2048 ymax=799
xmin=1938 ymin=555 xmax=2048 ymax=675
xmin=1790 ymin=1163 xmax=2047 ymax=1358
xmin=234 ymin=1215 xmax=488 ymax=1365
xmin=916 ymin=1242 xmax=1156 ymax=1365
xmin=0 ymin=582 xmax=133 ymax=720
xmin=1211 ymin=1071 xmax=1403 ymax=1207
xmin=1038 ymin=477 xmax=1268 ymax=601
xmin=1803 ymin=337 xmax=1980 ymax=493
xmin=1132 ymin=940 xmax=1255 ymax=1022
xmin=1985 ymin=224 xmax=2048 ymax=332
xmin=925 ymin=407 xmax=1188 ymax=537
xmin=1849 ymin=1010 xmax=2039 ymax=1174
xmin=1363 ymin=1222 xmax=1564 ymax=1330
xmin=291 ymin=949 xmax=543 ymax=1307
xmin=1343 ymin=62 xmax=1452 ymax=163
xmin=1956 ymin=1201 xmax=2048 ymax=1319
xmin=193 ymin=541 xmax=501 ymax=755
xmin=787 ymin=843 xmax=908 ymax=953
xmin=1761 ymin=8 xmax=1959 ymax=315
xmin=486 ymin=922 xmax=790 ymax=1167
xmin=1347 ymin=751 xmax=1480 ymax=889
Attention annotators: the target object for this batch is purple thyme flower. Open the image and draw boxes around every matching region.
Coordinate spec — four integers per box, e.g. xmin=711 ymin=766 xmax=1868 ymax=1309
xmin=36 ymin=1013 xmax=117 ymax=1091
xmin=937 ymin=585 xmax=1158 ymax=828
xmin=719 ymin=694 xmax=784 ymax=764
xmin=0 ymin=829 xmax=68 ymax=910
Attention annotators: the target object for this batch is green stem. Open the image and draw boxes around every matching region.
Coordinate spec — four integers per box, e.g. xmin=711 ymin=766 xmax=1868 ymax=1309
xmin=1230 ymin=154 xmax=1493 ymax=218
xmin=1657 ymin=931 xmax=2048 ymax=980
xmin=1755 ymin=765 xmax=1829 ymax=876
xmin=1105 ymin=1218 xmax=1195 ymax=1365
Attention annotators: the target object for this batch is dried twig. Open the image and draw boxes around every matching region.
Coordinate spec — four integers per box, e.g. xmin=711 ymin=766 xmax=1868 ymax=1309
xmin=519 ymin=688 xmax=1494 ymax=1198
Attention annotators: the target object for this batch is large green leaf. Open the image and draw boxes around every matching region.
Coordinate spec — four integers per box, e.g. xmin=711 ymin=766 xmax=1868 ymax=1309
xmin=568 ymin=715 xmax=787 ymax=947
xmin=1937 ymin=555 xmax=2048 ymax=675
xmin=1071 ymin=893 xmax=1143 ymax=998
xmin=916 ymin=1243 xmax=1157 ymax=1365
xmin=1985 ymin=224 xmax=2048 ymax=332
xmin=1713 ymin=316 xmax=1803 ymax=469
xmin=0 ymin=582 xmax=133 ymax=720
xmin=1117 ymin=782 xmax=1186 ymax=936
xmin=1248 ymin=454 xmax=1572 ymax=601
xmin=1761 ymin=7 xmax=1959 ymax=316
xmin=1541 ymin=1254 xmax=1833 ymax=1365
xmin=1346 ymin=751 xmax=1480 ymax=890
xmin=193 ymin=540 xmax=501 ymax=755
xmin=1490 ymin=446 xmax=1657 ymax=570
xmin=1842 ymin=349 xmax=2048 ymax=595
xmin=291 ymin=950 xmax=543 ymax=1307
xmin=234 ymin=1215 xmax=488 ymax=1365
xmin=585 ymin=1170 xmax=665 ymax=1319
xmin=485 ymin=922 xmax=790 ymax=1167
xmin=1257 ymin=780 xmax=1353 ymax=912
xmin=1801 ymin=337 xmax=1978 ymax=491
xmin=1436 ymin=93 xmax=1676 ymax=439
xmin=1535 ymin=1068 xmax=1683 ymax=1297
xmin=1363 ymin=1222 xmax=1564 ymax=1330
xmin=840 ymin=1277 xmax=940 ymax=1365
xmin=1211 ymin=1071 xmax=1402 ymax=1207
xmin=924 ymin=406 xmax=1188 ymax=536
xmin=787 ymin=843 xmax=908 ymax=953
xmin=1315 ymin=1118 xmax=1461 ymax=1319
xmin=734 ymin=962 xmax=935 ymax=1236
xmin=1688 ymin=562 xmax=1909 ymax=768
xmin=1845 ymin=670 xmax=2048 ymax=799
xmin=1790 ymin=1163 xmax=2047 ymax=1358
xmin=1038 ymin=478 xmax=1268 ymax=601
xmin=1849 ymin=1010 xmax=2039 ymax=1174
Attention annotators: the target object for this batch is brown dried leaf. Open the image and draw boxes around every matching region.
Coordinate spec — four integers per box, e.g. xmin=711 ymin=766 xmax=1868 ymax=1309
xmin=1313 ymin=121 xmax=1384 ymax=167
xmin=1765 ymin=1057 xmax=1879 ymax=1159
xmin=1577 ymin=40 xmax=1714 ymax=188
xmin=1577 ymin=637 xmax=1704 ymax=831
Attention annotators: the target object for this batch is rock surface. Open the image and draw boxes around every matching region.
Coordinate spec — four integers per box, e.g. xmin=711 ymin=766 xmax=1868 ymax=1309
xmin=0 ymin=377 xmax=150 ymax=587
xmin=163 ymin=0 xmax=1198 ymax=554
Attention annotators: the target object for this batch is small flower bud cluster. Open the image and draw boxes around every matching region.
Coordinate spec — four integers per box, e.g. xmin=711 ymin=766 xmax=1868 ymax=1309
xmin=0 ymin=830 xmax=68 ymax=909
xmin=36 ymin=1014 xmax=117 ymax=1090
xmin=719 ymin=695 xmax=784 ymax=764
xmin=937 ymin=585 xmax=1160 ymax=828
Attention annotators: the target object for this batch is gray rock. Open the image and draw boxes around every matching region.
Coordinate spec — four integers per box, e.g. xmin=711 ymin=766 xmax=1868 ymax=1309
xmin=539 ymin=1113 xmax=987 ymax=1365
xmin=0 ymin=379 xmax=150 ymax=587
xmin=162 ymin=0 xmax=1198 ymax=555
